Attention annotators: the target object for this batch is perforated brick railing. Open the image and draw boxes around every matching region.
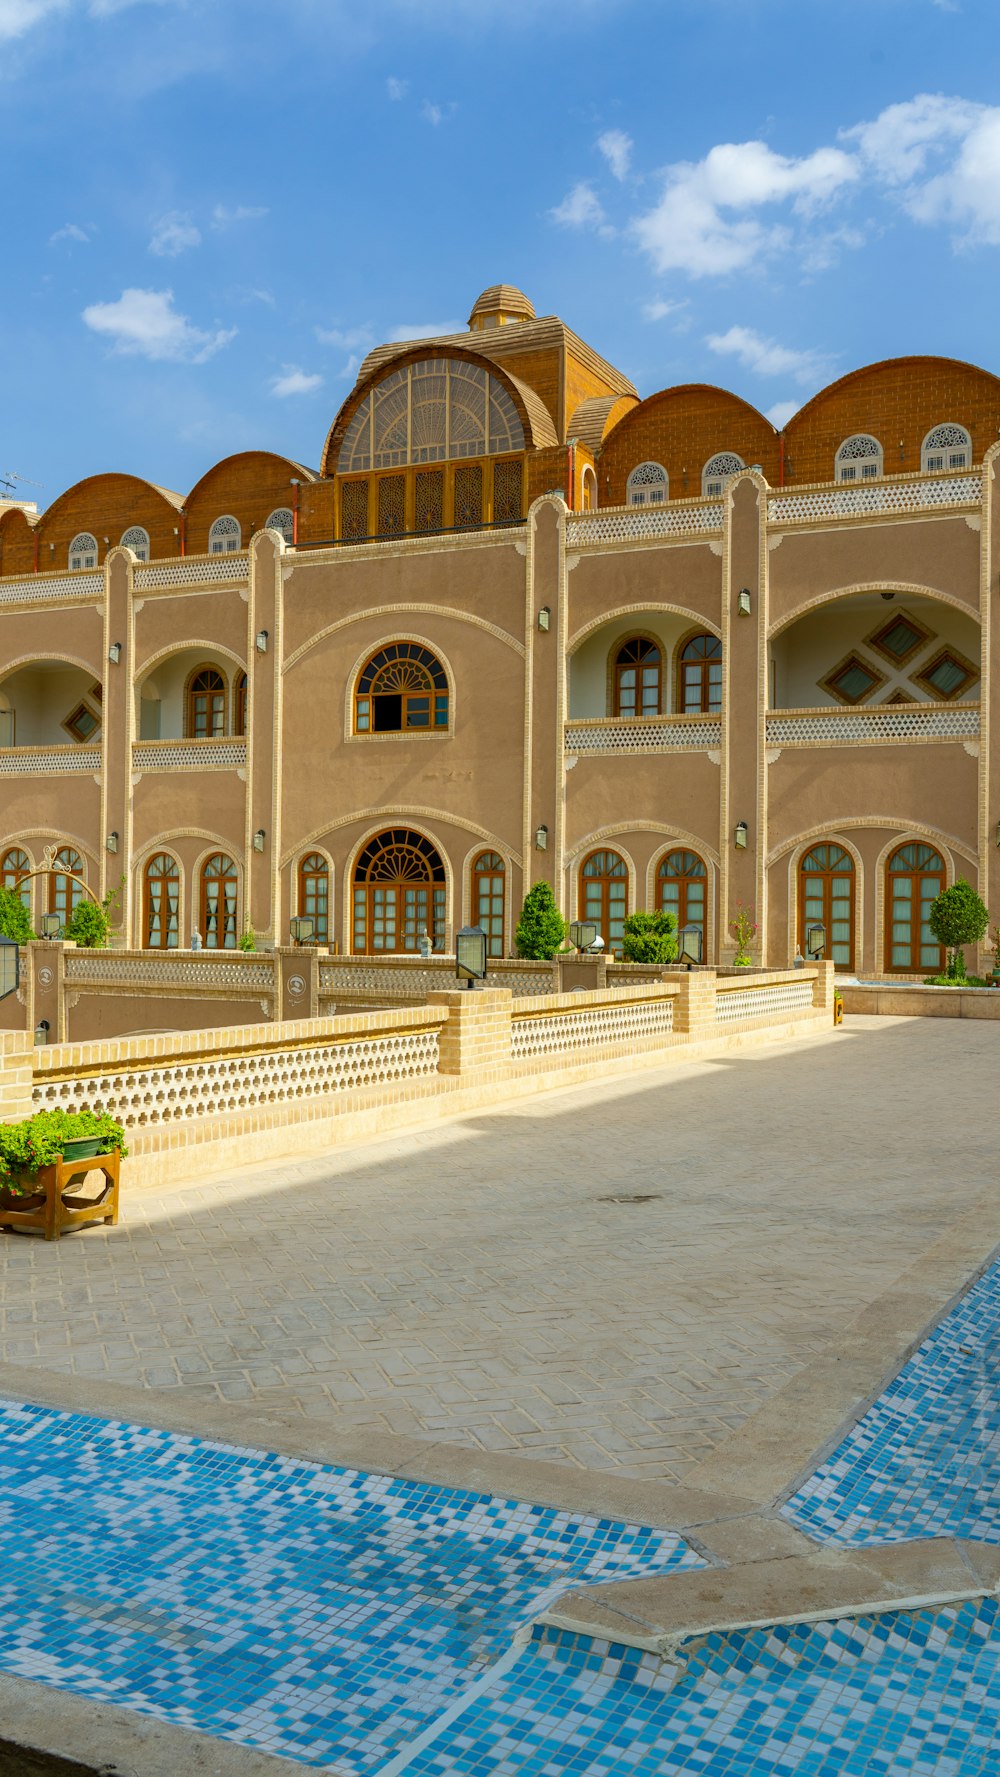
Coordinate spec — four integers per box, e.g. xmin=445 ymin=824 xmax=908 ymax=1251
xmin=767 ymin=472 xmax=981 ymax=525
xmin=0 ymin=571 xmax=103 ymax=606
xmin=511 ymin=995 xmax=675 ymax=1062
xmin=566 ymin=502 xmax=723 ymax=546
xmin=0 ymin=746 xmax=101 ymax=774
xmin=132 ymin=739 xmax=247 ymax=771
xmin=134 ymin=553 xmax=249 ymax=590
xmin=714 ymin=980 xmax=815 ymax=1024
xmin=765 ymin=706 xmax=979 ymax=746
xmin=567 ymin=717 xmax=722 ymax=753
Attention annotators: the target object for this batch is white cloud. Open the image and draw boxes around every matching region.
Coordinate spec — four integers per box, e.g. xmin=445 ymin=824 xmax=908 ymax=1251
xmin=631 ymin=140 xmax=858 ymax=277
xmin=766 ymin=399 xmax=800 ymax=429
xmin=49 ymin=221 xmax=89 ymax=244
xmin=848 ymin=95 xmax=1000 ymax=246
xmin=316 ymin=323 xmax=374 ymax=351
xmin=597 ymin=128 xmax=632 ymax=182
xmin=387 ymin=321 xmax=461 ymax=341
xmin=550 ymin=181 xmax=609 ymax=232
xmin=82 ymin=287 xmax=236 ymax=363
xmin=386 ymin=75 xmax=408 ymax=100
xmin=0 ymin=0 xmax=65 ymax=40
xmin=706 ymin=325 xmax=832 ymax=387
xmin=642 ymin=297 xmax=684 ymax=321
xmin=212 ymin=203 xmax=268 ymax=226
xmin=270 ymin=365 xmax=323 ymax=397
xmin=421 ymin=101 xmax=444 ymax=126
xmin=149 ymin=211 xmax=201 ymax=257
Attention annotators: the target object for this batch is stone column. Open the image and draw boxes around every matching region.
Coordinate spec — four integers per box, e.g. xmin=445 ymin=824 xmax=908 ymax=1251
xmin=720 ymin=476 xmax=769 ymax=964
xmin=523 ymin=498 xmax=566 ymax=910
xmin=29 ymin=941 xmax=70 ymax=1043
xmin=0 ymin=1031 xmax=33 ymax=1124
xmin=428 ymin=987 xmax=512 ymax=1079
xmin=246 ymin=532 xmax=284 ymax=946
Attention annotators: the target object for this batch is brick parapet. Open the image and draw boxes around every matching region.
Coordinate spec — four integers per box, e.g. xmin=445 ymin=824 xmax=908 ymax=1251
xmin=428 ymin=988 xmax=513 ymax=1077
xmin=0 ymin=1030 xmax=34 ymax=1123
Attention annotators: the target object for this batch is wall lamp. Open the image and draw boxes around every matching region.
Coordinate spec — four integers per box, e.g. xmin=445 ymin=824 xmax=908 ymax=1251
xmin=106 ymin=832 xmax=119 ymax=854
xmin=995 ymin=819 xmax=1000 ymax=848
xmin=108 ymin=641 xmax=122 ymax=665
xmin=255 ymin=629 xmax=269 ymax=653
xmin=737 ymin=588 xmax=752 ymax=617
xmin=537 ymin=606 xmax=551 ymax=633
xmin=535 ymin=824 xmax=549 ymax=851
xmin=734 ymin=820 xmax=749 ymax=850
xmin=253 ymin=829 xmax=266 ymax=853
xmin=34 ymin=1019 xmax=50 ymax=1046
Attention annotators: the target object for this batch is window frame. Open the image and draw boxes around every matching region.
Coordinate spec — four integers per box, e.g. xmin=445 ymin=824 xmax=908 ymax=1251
xmin=185 ymin=665 xmax=229 ymax=739
xmin=351 ymin=827 xmax=448 ymax=955
xmin=612 ymin=635 xmax=663 ymax=719
xmin=353 ymin=642 xmax=450 ymax=737
xmin=656 ymin=849 xmax=708 ymax=950
xmin=818 ymin=650 xmax=888 ymax=707
xmin=470 ymin=850 xmax=506 ymax=957
xmin=143 ymin=852 xmax=181 ymax=951
xmin=677 ymin=631 xmax=723 ymax=714
xmin=1 ymin=848 xmax=31 ymax=915
xmin=120 ymin=526 xmax=150 ymax=562
xmin=835 ymin=435 xmax=883 ymax=483
xmin=49 ymin=846 xmax=85 ymax=924
xmin=798 ymin=843 xmax=855 ymax=972
xmin=911 ymin=645 xmax=979 ymax=703
xmin=920 ymin=424 xmax=972 ymax=475
xmin=626 ymin=462 xmax=668 ymax=507
xmin=298 ymin=852 xmax=330 ymax=945
xmin=884 ymin=842 xmax=946 ymax=974
xmin=701 ymin=453 xmax=745 ymax=498
xmin=208 ymin=515 xmax=242 ymax=555
xmin=200 ymin=852 xmax=239 ymax=950
xmin=579 ymin=848 xmax=629 ymax=954
xmin=68 ymin=533 xmax=98 ymax=571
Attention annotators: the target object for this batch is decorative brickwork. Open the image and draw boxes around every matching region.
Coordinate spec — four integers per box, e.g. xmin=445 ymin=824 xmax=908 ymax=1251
xmin=511 ymin=995 xmax=675 ymax=1060
xmin=767 ymin=473 xmax=980 ymax=526
xmin=0 ymin=747 xmax=101 ymax=774
xmin=567 ymin=717 xmax=722 ymax=753
xmin=715 ymin=979 xmax=815 ymax=1023
xmin=566 ymin=501 xmax=723 ymax=546
xmin=132 ymin=740 xmax=247 ymax=771
xmin=765 ymin=707 xmax=979 ymax=745
xmin=0 ymin=573 xmax=102 ymax=606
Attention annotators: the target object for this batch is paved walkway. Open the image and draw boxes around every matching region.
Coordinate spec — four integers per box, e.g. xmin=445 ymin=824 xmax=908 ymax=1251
xmin=0 ymin=1016 xmax=996 ymax=1485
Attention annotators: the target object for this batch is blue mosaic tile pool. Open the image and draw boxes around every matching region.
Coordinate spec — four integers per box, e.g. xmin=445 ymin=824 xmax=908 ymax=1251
xmin=403 ymin=1601 xmax=1000 ymax=1776
xmin=0 ymin=1397 xmax=702 ymax=1769
xmin=783 ymin=1253 xmax=1000 ymax=1546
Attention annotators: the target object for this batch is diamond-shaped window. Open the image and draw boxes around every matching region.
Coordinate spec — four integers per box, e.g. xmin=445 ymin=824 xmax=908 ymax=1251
xmin=912 ymin=647 xmax=979 ymax=702
xmin=865 ymin=608 xmax=933 ymax=666
xmin=63 ymin=702 xmax=100 ymax=743
xmin=819 ymin=653 xmax=886 ymax=705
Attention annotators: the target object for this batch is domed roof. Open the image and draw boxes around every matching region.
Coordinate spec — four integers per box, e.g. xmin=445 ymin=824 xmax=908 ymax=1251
xmin=468 ymin=285 xmax=535 ymax=327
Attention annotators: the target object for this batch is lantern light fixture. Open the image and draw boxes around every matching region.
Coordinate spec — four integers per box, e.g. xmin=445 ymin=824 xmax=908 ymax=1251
xmin=737 ymin=588 xmax=752 ymax=617
xmin=106 ymin=832 xmax=119 ymax=854
xmin=734 ymin=821 xmax=748 ymax=850
xmin=108 ymin=641 xmax=122 ymax=665
xmin=289 ymin=915 xmax=315 ymax=945
xmin=253 ymin=829 xmax=266 ymax=853
xmin=39 ymin=913 xmax=62 ymax=938
xmin=455 ymin=924 xmax=487 ymax=990
xmin=806 ymin=922 xmax=826 ymax=960
xmin=535 ymin=824 xmax=548 ymax=851
xmin=568 ymin=918 xmax=598 ymax=953
xmin=538 ymin=606 xmax=551 ymax=633
xmin=255 ymin=629 xmax=269 ymax=653
xmin=678 ymin=924 xmax=703 ymax=968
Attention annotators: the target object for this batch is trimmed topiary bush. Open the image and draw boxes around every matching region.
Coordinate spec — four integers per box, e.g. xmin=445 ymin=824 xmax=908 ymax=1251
xmin=621 ymin=909 xmax=677 ymax=965
xmin=928 ymin=878 xmax=989 ymax=980
xmin=515 ymin=881 xmax=567 ymax=960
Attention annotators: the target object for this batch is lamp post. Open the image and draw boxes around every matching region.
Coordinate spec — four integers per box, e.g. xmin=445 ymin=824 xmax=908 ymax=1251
xmin=289 ymin=915 xmax=315 ymax=946
xmin=39 ymin=913 xmax=62 ymax=939
xmin=678 ymin=924 xmax=703 ymax=970
xmin=455 ymin=925 xmax=487 ymax=990
xmin=806 ymin=922 xmax=826 ymax=960
xmin=0 ymin=936 xmax=18 ymax=1001
xmin=568 ymin=918 xmax=598 ymax=953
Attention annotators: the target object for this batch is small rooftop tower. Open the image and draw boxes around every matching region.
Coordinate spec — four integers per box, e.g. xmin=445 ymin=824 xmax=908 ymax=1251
xmin=468 ymin=285 xmax=535 ymax=331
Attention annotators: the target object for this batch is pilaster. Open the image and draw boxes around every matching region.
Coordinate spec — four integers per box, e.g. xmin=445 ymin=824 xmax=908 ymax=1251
xmin=100 ymin=549 xmax=135 ymax=939
xmin=246 ymin=532 xmax=284 ymax=944
xmin=720 ymin=476 xmax=769 ymax=963
xmin=0 ymin=1030 xmax=33 ymax=1124
xmin=523 ymin=498 xmax=566 ymax=911
xmin=427 ymin=987 xmax=512 ymax=1078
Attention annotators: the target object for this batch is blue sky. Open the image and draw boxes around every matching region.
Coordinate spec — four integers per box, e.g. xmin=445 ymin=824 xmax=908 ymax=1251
xmin=3 ymin=0 xmax=1000 ymax=506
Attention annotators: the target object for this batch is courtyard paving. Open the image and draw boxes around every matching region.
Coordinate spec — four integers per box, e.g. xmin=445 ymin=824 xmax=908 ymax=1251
xmin=0 ymin=1014 xmax=996 ymax=1489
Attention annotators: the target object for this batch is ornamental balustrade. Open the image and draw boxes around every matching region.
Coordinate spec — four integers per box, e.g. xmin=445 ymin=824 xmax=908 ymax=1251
xmin=510 ymin=992 xmax=676 ymax=1062
xmin=0 ymin=745 xmax=102 ymax=775
xmin=131 ymin=738 xmax=247 ymax=771
xmin=134 ymin=553 xmax=249 ymax=590
xmin=62 ymin=952 xmax=275 ymax=992
xmin=319 ymin=959 xmax=555 ymax=999
xmin=765 ymin=704 xmax=979 ymax=746
xmin=714 ymin=979 xmax=816 ymax=1023
xmin=767 ymin=472 xmax=981 ymax=526
xmin=0 ymin=571 xmax=103 ymax=606
xmin=566 ymin=715 xmax=722 ymax=753
xmin=566 ymin=501 xmax=723 ymax=546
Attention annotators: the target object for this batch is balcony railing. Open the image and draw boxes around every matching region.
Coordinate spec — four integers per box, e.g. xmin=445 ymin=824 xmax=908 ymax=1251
xmin=0 ymin=744 xmax=102 ymax=774
xmin=767 ymin=470 xmax=981 ymax=527
xmin=134 ymin=552 xmax=249 ymax=591
xmin=132 ymin=738 xmax=247 ymax=771
xmin=566 ymin=499 xmax=723 ymax=548
xmin=566 ymin=714 xmax=722 ymax=753
xmin=766 ymin=704 xmax=980 ymax=746
xmin=0 ymin=569 xmax=103 ymax=607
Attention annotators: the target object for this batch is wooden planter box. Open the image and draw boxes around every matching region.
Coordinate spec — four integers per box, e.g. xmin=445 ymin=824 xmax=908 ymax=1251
xmin=0 ymin=1149 xmax=120 ymax=1242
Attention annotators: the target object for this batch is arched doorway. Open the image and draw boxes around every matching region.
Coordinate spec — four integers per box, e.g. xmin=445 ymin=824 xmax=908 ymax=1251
xmin=200 ymin=853 xmax=238 ymax=949
xmin=50 ymin=847 xmax=84 ymax=925
xmin=144 ymin=853 xmax=180 ymax=950
xmin=657 ymin=850 xmax=707 ymax=948
xmin=613 ymin=638 xmax=662 ymax=718
xmin=579 ymin=849 xmax=628 ymax=953
xmin=298 ymin=853 xmax=330 ymax=945
xmin=799 ymin=844 xmax=855 ymax=970
xmin=885 ymin=843 xmax=946 ymax=973
xmin=353 ymin=829 xmax=447 ymax=954
xmin=678 ymin=634 xmax=722 ymax=713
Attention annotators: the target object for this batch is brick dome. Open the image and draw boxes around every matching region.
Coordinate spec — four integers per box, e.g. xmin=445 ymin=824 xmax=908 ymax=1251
xmin=468 ymin=285 xmax=535 ymax=329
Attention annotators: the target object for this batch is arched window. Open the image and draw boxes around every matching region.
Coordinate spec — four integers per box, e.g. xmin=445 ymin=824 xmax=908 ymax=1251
xmin=1 ymin=848 xmax=31 ymax=913
xmin=298 ymin=853 xmax=329 ymax=944
xmin=921 ymin=425 xmax=971 ymax=474
xmin=799 ymin=844 xmax=854 ymax=971
xmin=120 ymin=526 xmax=150 ymax=562
xmin=471 ymin=851 xmax=505 ymax=957
xmin=626 ymin=463 xmax=668 ymax=507
xmin=613 ymin=638 xmax=661 ymax=718
xmin=835 ymin=435 xmax=883 ymax=483
xmin=234 ymin=673 xmax=248 ymax=736
xmin=264 ymin=508 xmax=294 ymax=544
xmin=702 ymin=453 xmax=744 ymax=497
xmin=68 ymin=533 xmax=98 ymax=570
xmin=580 ymin=849 xmax=628 ymax=953
xmin=352 ymin=828 xmax=447 ymax=954
xmin=50 ymin=846 xmax=84 ymax=925
xmin=678 ymin=634 xmax=722 ymax=713
xmin=581 ymin=467 xmax=597 ymax=511
xmin=144 ymin=853 xmax=180 ymax=950
xmin=657 ymin=850 xmax=707 ymax=947
xmin=186 ymin=666 xmax=227 ymax=738
xmin=200 ymin=853 xmax=238 ymax=949
xmin=338 ymin=358 xmax=524 ymax=473
xmin=886 ymin=843 xmax=945 ymax=974
xmin=354 ymin=643 xmax=449 ymax=733
xmin=208 ymin=516 xmax=242 ymax=554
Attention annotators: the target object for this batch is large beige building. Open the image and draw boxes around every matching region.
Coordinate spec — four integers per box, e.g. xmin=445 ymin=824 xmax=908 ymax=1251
xmin=1 ymin=284 xmax=997 ymax=976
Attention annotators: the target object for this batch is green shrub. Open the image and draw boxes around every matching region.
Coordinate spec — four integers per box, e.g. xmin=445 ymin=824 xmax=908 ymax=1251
xmin=515 ymin=881 xmax=567 ymax=959
xmin=621 ymin=909 xmax=677 ymax=964
xmin=64 ymin=898 xmax=111 ymax=948
xmin=238 ymin=924 xmax=257 ymax=953
xmin=928 ymin=878 xmax=989 ymax=980
xmin=0 ymin=1109 xmax=128 ymax=1193
xmin=924 ymin=974 xmax=991 ymax=988
xmin=0 ymin=887 xmax=34 ymax=943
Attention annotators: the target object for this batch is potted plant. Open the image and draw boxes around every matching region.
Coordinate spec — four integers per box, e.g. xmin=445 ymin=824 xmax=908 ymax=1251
xmin=0 ymin=1109 xmax=128 ymax=1206
xmin=729 ymin=902 xmax=758 ymax=967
